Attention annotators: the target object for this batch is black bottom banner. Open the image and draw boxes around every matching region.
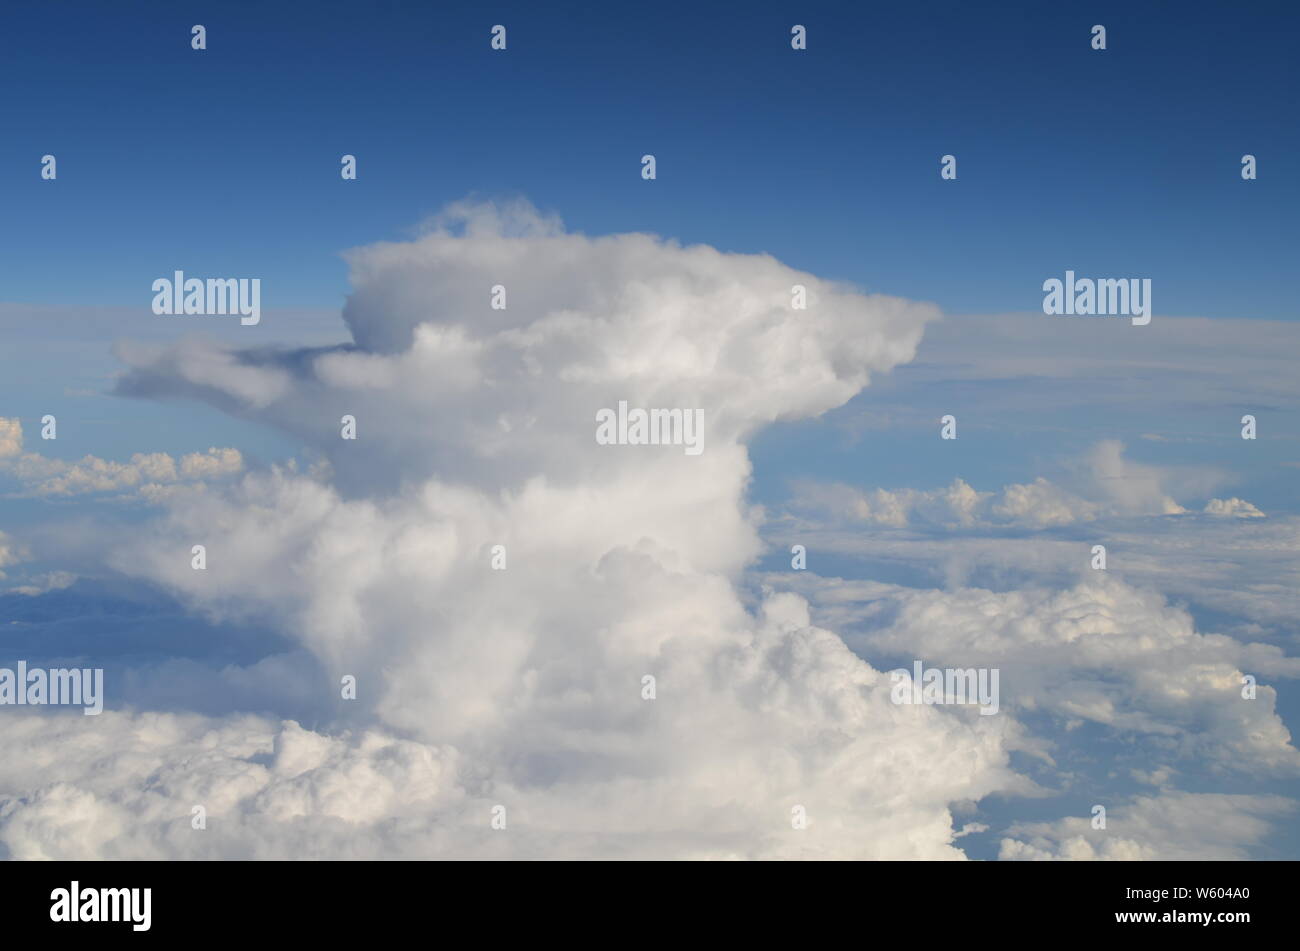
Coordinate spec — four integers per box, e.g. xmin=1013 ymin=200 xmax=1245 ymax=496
xmin=0 ymin=860 xmax=1283 ymax=939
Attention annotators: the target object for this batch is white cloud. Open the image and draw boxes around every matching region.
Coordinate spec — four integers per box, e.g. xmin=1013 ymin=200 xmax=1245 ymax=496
xmin=0 ymin=418 xmax=243 ymax=498
xmin=0 ymin=530 xmax=23 ymax=580
xmin=0 ymin=417 xmax=21 ymax=458
xmin=6 ymin=570 xmax=76 ymax=596
xmin=988 ymin=477 xmax=1099 ymax=527
xmin=769 ymin=476 xmax=1300 ymax=640
xmin=0 ymin=201 xmax=1036 ymax=860
xmin=999 ymin=792 xmax=1295 ymax=860
xmin=1204 ymin=497 xmax=1265 ymax=518
xmin=777 ymin=572 xmax=1300 ymax=775
xmin=787 ymin=441 xmax=1221 ymax=531
xmin=1078 ymin=440 xmax=1187 ymax=515
xmin=792 ymin=476 xmax=1095 ymax=530
xmin=115 ymin=201 xmax=937 ymax=494
xmin=10 ymin=202 xmax=1296 ymax=859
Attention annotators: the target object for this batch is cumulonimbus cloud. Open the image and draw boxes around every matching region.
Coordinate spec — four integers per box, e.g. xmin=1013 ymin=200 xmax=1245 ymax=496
xmin=2 ymin=200 xmax=1040 ymax=860
xmin=115 ymin=199 xmax=934 ymax=494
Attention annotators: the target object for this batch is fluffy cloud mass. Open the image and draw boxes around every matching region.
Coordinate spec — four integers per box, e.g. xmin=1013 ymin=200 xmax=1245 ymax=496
xmin=116 ymin=200 xmax=931 ymax=495
xmin=1 ymin=201 xmax=1041 ymax=859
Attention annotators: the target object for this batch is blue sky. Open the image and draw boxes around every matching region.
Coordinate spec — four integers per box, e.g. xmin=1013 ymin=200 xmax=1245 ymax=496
xmin=3 ymin=1 xmax=1296 ymax=502
xmin=1 ymin=1 xmax=1298 ymax=861
xmin=2 ymin=0 xmax=1296 ymax=317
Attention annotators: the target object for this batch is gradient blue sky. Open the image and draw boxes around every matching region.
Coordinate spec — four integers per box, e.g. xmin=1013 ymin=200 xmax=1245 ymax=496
xmin=3 ymin=0 xmax=1297 ymax=501
xmin=2 ymin=0 xmax=1295 ymax=316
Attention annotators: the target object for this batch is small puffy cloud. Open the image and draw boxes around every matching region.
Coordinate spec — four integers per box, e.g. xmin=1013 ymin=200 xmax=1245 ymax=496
xmin=0 ymin=418 xmax=243 ymax=498
xmin=0 ymin=417 xmax=21 ymax=458
xmin=989 ymin=477 xmax=1100 ymax=528
xmin=791 ymin=479 xmax=998 ymax=529
xmin=180 ymin=447 xmax=243 ymax=480
xmin=1204 ymin=497 xmax=1265 ymax=518
xmin=0 ymin=530 xmax=24 ymax=579
xmin=790 ymin=474 xmax=1098 ymax=531
xmin=1130 ymin=766 xmax=1175 ymax=787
